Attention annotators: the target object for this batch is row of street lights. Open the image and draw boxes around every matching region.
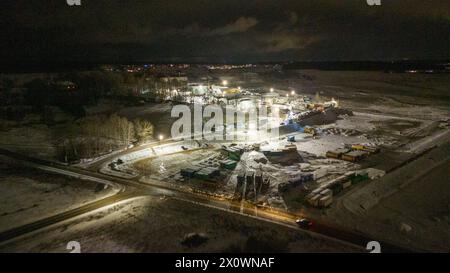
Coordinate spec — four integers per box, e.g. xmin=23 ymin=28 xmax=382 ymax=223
xmin=155 ymin=83 xmax=297 ymax=143
xmin=269 ymin=87 xmax=296 ymax=96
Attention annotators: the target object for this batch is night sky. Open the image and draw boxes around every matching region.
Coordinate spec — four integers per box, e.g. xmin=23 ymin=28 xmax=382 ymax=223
xmin=1 ymin=0 xmax=449 ymax=63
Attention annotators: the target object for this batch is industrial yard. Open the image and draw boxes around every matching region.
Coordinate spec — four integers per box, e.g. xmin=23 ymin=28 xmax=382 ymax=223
xmin=1 ymin=65 xmax=449 ymax=253
xmin=2 ymin=0 xmax=450 ymax=263
xmin=95 ymin=76 xmax=447 ymax=216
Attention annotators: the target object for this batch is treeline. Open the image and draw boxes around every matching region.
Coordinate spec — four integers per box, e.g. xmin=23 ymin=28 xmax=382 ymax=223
xmin=1 ymin=71 xmax=153 ymax=120
xmin=59 ymin=114 xmax=154 ymax=162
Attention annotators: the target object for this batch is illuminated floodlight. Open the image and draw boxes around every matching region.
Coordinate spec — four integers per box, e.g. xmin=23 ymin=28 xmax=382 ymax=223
xmin=270 ymin=87 xmax=274 ymax=92
xmin=238 ymin=86 xmax=241 ymax=90
xmin=222 ymin=80 xmax=228 ymax=86
xmin=159 ymin=134 xmax=164 ymax=141
xmin=286 ymin=94 xmax=289 ymax=97
xmin=291 ymin=90 xmax=295 ymax=95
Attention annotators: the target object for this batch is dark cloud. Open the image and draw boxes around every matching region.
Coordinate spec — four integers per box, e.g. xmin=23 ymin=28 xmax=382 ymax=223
xmin=1 ymin=0 xmax=449 ymax=63
xmin=208 ymin=17 xmax=259 ymax=36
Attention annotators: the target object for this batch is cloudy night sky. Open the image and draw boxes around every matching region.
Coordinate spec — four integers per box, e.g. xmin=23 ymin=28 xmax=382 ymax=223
xmin=1 ymin=0 xmax=449 ymax=63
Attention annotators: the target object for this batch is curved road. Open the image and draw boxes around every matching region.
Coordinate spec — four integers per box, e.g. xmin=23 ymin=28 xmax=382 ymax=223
xmin=0 ymin=148 xmax=413 ymax=252
xmin=0 ymin=192 xmax=138 ymax=243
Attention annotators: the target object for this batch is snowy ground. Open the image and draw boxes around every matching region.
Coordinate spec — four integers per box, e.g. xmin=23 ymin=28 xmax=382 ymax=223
xmin=131 ymin=140 xmax=363 ymax=210
xmin=0 ymin=197 xmax=361 ymax=253
xmin=136 ymin=148 xmax=235 ymax=197
xmin=97 ymin=99 xmax=440 ymax=216
xmin=325 ymin=140 xmax=450 ymax=252
xmin=103 ymin=109 xmax=425 ymax=210
xmin=99 ymin=140 xmax=201 ymax=179
xmin=0 ymin=124 xmax=58 ymax=160
xmin=280 ymin=70 xmax=450 ymax=108
xmin=0 ymin=156 xmax=118 ymax=232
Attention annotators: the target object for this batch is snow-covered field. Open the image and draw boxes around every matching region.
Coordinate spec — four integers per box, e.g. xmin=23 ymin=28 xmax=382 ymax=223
xmin=0 ymin=156 xmax=119 ymax=232
xmin=327 ymin=140 xmax=450 ymax=252
xmin=99 ymin=140 xmax=201 ymax=179
xmin=0 ymin=125 xmax=58 ymax=160
xmin=0 ymin=197 xmax=361 ymax=253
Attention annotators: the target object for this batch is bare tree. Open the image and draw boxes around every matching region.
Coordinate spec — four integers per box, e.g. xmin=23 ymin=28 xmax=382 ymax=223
xmin=134 ymin=119 xmax=154 ymax=143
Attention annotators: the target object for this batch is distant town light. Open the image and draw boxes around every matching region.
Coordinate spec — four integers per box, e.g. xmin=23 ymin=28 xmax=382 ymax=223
xmin=222 ymin=80 xmax=228 ymax=86
xmin=291 ymin=90 xmax=296 ymax=95
xmin=270 ymin=88 xmax=274 ymax=92
xmin=286 ymin=94 xmax=289 ymax=97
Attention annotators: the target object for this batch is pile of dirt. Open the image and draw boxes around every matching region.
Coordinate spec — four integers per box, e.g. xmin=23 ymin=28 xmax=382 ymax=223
xmin=298 ymin=108 xmax=353 ymax=127
xmin=181 ymin=232 xmax=209 ymax=248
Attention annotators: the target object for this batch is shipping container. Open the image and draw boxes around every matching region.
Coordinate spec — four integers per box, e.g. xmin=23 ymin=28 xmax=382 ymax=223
xmin=319 ymin=195 xmax=333 ymax=208
xmin=181 ymin=168 xmax=197 ymax=178
xmin=342 ymin=180 xmax=352 ymax=189
xmin=320 ymin=189 xmax=333 ymax=198
xmin=308 ymin=195 xmax=321 ymax=207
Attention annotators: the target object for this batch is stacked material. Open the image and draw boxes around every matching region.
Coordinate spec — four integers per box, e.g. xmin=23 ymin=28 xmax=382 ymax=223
xmin=326 ymin=148 xmax=351 ymax=159
xmin=220 ymin=159 xmax=238 ymax=170
xmin=307 ymin=188 xmax=333 ymax=208
xmin=222 ymin=146 xmax=244 ymax=160
xmin=181 ymin=166 xmax=220 ymax=180
xmin=342 ymin=150 xmax=368 ymax=162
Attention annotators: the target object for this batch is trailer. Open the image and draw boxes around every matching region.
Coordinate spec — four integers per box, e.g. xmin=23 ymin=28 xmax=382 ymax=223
xmin=308 ymin=195 xmax=321 ymax=207
xmin=319 ymin=195 xmax=333 ymax=208
xmin=351 ymin=144 xmax=380 ymax=154
xmin=320 ymin=189 xmax=333 ymax=198
xmin=326 ymin=148 xmax=351 ymax=159
xmin=342 ymin=150 xmax=368 ymax=162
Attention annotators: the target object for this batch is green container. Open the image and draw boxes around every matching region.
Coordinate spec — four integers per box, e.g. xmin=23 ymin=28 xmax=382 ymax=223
xmin=228 ymin=152 xmax=241 ymax=161
xmin=349 ymin=173 xmax=369 ymax=184
xmin=221 ymin=160 xmax=237 ymax=170
xmin=194 ymin=171 xmax=210 ymax=180
xmin=330 ymin=183 xmax=343 ymax=194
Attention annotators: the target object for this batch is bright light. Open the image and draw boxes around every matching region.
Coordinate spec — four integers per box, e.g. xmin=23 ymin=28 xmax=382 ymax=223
xmin=291 ymin=90 xmax=295 ymax=95
xmin=270 ymin=88 xmax=274 ymax=92
xmin=238 ymin=86 xmax=241 ymax=90
xmin=286 ymin=94 xmax=289 ymax=97
xmin=222 ymin=80 xmax=228 ymax=86
xmin=238 ymin=100 xmax=254 ymax=113
xmin=159 ymin=134 xmax=164 ymax=141
xmin=331 ymin=97 xmax=339 ymax=107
